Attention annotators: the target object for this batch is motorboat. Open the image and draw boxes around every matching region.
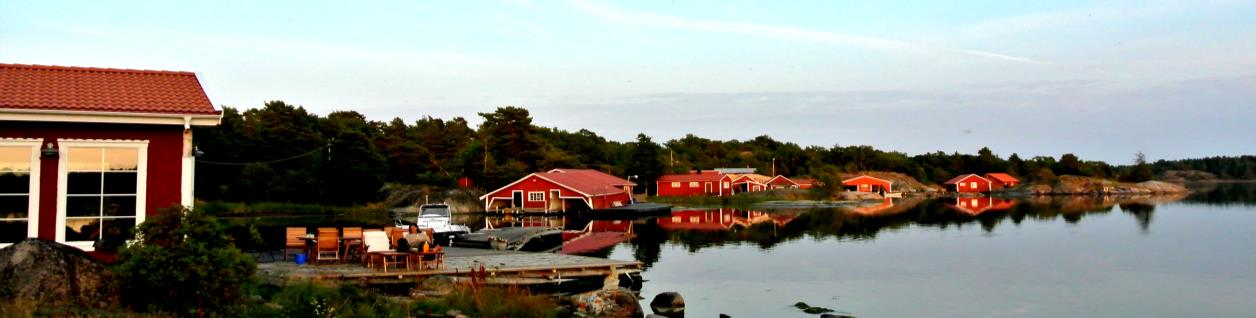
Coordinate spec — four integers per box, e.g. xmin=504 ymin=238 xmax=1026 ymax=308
xmin=392 ymin=203 xmax=471 ymax=245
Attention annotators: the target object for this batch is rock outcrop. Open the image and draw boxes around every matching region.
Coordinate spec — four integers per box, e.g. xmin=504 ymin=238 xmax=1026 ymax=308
xmin=570 ymin=288 xmax=643 ymax=318
xmin=0 ymin=239 xmax=120 ymax=310
xmin=841 ymin=171 xmax=944 ymax=193
xmin=649 ymin=292 xmax=685 ymax=317
xmin=1020 ymin=175 xmax=1188 ymax=195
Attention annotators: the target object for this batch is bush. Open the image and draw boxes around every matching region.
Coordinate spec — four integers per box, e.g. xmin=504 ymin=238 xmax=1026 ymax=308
xmin=252 ymin=281 xmax=409 ymax=318
xmin=416 ymin=283 xmax=557 ymax=318
xmin=113 ymin=206 xmax=257 ymax=317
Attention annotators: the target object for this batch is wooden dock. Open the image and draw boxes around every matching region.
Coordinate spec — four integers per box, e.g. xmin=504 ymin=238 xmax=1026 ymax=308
xmin=258 ymin=247 xmax=641 ymax=286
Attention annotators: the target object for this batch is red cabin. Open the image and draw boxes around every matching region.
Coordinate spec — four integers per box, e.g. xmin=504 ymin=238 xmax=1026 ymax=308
xmin=985 ymin=173 xmax=1020 ymax=189
xmin=792 ymin=178 xmax=817 ymax=189
xmin=765 ymin=175 xmax=800 ymax=189
xmin=480 ymin=169 xmax=635 ymax=212
xmin=944 ymin=174 xmax=993 ymax=193
xmin=842 ymin=175 xmax=893 ymax=193
xmin=656 ymin=170 xmax=722 ymax=197
xmin=0 ymin=63 xmax=220 ymax=250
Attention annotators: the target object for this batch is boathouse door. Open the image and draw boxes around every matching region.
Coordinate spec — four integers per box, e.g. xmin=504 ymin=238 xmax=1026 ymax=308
xmin=512 ymin=191 xmax=524 ymax=208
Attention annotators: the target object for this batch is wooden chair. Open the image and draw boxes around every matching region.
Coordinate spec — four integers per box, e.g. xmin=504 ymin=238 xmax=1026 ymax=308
xmin=389 ymin=228 xmax=406 ymax=250
xmin=283 ymin=227 xmax=306 ymax=260
xmin=341 ymin=227 xmax=363 ymax=262
xmin=362 ymin=229 xmax=391 ymax=268
xmin=315 ymin=227 xmax=340 ymax=264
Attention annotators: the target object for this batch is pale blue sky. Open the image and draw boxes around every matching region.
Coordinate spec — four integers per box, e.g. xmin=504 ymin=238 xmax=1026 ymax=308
xmin=2 ymin=0 xmax=1253 ymax=162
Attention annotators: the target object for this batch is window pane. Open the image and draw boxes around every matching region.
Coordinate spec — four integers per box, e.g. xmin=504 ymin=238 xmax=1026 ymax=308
xmin=102 ymin=196 xmax=137 ymax=217
xmin=103 ymin=148 xmax=139 ymax=171
xmin=100 ymin=218 xmax=136 ymax=246
xmin=102 ymin=172 xmax=137 ymax=194
xmin=64 ymin=218 xmax=99 ymax=242
xmin=67 ymin=172 xmax=102 ymax=194
xmin=0 ymin=172 xmax=30 ymax=194
xmin=0 ymin=146 xmax=32 ymax=172
xmin=66 ymin=196 xmax=101 ymax=218
xmin=0 ymin=195 xmax=29 ymax=219
xmin=68 ymin=148 xmax=103 ymax=171
xmin=0 ymin=220 xmax=28 ymax=243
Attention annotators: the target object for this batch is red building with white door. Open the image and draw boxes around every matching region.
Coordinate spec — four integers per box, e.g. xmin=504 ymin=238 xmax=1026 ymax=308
xmin=480 ymin=169 xmax=635 ymax=212
xmin=944 ymin=174 xmax=993 ymax=193
xmin=0 ymin=63 xmax=220 ymax=250
xmin=656 ymin=170 xmax=723 ymax=196
xmin=842 ymin=175 xmax=893 ymax=193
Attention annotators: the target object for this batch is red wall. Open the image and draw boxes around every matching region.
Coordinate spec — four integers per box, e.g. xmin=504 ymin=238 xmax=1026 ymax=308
xmin=656 ymin=180 xmax=718 ymax=197
xmin=843 ymin=177 xmax=891 ymax=192
xmin=0 ymin=121 xmax=184 ymax=239
xmin=484 ymin=175 xmax=633 ymax=210
xmin=951 ymin=175 xmax=992 ymax=193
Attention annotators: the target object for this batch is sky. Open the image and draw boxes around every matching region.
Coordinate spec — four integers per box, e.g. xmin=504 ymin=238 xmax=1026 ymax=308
xmin=2 ymin=0 xmax=1254 ymax=163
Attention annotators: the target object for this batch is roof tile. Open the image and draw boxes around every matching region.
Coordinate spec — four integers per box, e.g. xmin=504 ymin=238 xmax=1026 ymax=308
xmin=0 ymin=63 xmax=219 ymax=115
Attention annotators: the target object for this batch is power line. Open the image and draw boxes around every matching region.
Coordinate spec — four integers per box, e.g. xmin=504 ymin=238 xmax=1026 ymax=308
xmin=195 ymin=144 xmax=331 ymax=166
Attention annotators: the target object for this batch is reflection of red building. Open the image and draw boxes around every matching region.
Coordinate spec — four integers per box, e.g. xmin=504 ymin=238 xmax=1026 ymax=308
xmin=842 ymin=175 xmax=893 ymax=193
xmin=849 ymin=198 xmax=897 ymax=215
xmin=562 ymin=219 xmax=634 ymax=254
xmin=944 ymin=174 xmax=993 ymax=193
xmin=985 ymin=173 xmax=1020 ymax=189
xmin=948 ymin=197 xmax=1018 ymax=216
xmin=657 ymin=208 xmax=797 ymax=231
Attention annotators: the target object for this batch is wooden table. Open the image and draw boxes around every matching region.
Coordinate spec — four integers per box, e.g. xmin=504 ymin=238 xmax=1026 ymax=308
xmin=370 ymin=251 xmax=410 ymax=272
xmin=410 ymin=250 xmax=445 ymax=270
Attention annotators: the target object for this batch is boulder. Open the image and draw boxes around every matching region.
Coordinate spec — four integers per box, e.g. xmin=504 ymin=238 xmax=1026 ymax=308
xmin=650 ymin=292 xmax=685 ymax=317
xmin=571 ymin=288 xmax=643 ymax=318
xmin=1137 ymin=181 xmax=1189 ymax=193
xmin=0 ymin=239 xmax=120 ymax=311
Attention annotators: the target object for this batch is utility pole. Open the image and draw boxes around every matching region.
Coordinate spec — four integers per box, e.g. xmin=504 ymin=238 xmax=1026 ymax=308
xmin=669 ymin=148 xmax=674 ymax=168
xmin=771 ymin=157 xmax=776 ymax=176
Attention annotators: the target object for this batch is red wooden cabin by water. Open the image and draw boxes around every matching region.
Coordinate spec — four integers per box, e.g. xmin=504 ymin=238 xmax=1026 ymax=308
xmin=480 ymin=169 xmax=635 ymax=212
xmin=656 ymin=170 xmax=723 ymax=197
xmin=842 ymin=175 xmax=893 ymax=193
xmin=0 ymin=63 xmax=220 ymax=251
xmin=985 ymin=173 xmax=1021 ymax=189
xmin=944 ymin=174 xmax=993 ymax=193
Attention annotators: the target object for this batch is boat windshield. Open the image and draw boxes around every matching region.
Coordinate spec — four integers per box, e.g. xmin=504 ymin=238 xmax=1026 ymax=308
xmin=420 ymin=205 xmax=451 ymax=217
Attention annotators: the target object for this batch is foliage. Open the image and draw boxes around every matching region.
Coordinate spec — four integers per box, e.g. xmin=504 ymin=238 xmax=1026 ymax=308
xmin=245 ymin=281 xmax=409 ymax=318
xmin=414 ymin=283 xmax=557 ymax=318
xmin=113 ymin=206 xmax=257 ymax=317
xmin=1149 ymin=155 xmax=1256 ymax=180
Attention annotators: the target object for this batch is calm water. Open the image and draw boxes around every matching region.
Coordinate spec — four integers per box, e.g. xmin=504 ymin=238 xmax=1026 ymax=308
xmin=477 ymin=183 xmax=1256 ymax=317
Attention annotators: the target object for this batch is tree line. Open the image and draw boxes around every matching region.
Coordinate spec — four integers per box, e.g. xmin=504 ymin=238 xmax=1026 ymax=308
xmin=193 ymin=101 xmax=1238 ymax=206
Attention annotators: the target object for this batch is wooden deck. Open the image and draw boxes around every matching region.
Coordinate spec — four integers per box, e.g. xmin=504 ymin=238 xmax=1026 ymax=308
xmin=258 ymin=247 xmax=641 ymax=286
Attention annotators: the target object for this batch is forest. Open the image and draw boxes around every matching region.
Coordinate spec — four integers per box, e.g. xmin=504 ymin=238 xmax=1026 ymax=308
xmin=192 ymin=101 xmax=1254 ymax=206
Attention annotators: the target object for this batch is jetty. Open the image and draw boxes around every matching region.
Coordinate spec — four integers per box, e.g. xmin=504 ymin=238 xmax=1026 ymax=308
xmin=257 ymin=247 xmax=642 ymax=288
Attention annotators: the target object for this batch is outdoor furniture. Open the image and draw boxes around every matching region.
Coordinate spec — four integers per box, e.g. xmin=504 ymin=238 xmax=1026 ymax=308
xmin=389 ymin=228 xmax=406 ymax=249
xmin=372 ymin=251 xmax=410 ymax=272
xmin=315 ymin=227 xmax=340 ymax=264
xmin=410 ymin=247 xmax=445 ymax=270
xmin=283 ymin=227 xmax=306 ymax=260
xmin=361 ymin=229 xmax=390 ymax=267
xmin=383 ymin=226 xmax=396 ymax=247
xmin=341 ymin=227 xmax=363 ymax=262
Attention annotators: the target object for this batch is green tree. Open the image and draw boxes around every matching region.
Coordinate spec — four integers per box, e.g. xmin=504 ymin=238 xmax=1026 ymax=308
xmin=114 ymin=206 xmax=256 ymax=317
xmin=627 ymin=134 xmax=665 ymax=194
xmin=1124 ymin=152 xmax=1155 ymax=182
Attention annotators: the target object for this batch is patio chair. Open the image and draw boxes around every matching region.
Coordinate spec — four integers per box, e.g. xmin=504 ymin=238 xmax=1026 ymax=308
xmin=315 ymin=227 xmax=340 ymax=264
xmin=342 ymin=227 xmax=363 ymax=262
xmin=389 ymin=228 xmax=406 ymax=250
xmin=362 ymin=229 xmax=391 ymax=267
xmin=283 ymin=227 xmax=306 ymax=260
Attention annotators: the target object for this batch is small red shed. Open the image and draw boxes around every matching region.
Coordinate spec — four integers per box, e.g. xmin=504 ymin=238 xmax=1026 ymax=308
xmin=480 ymin=169 xmax=635 ymax=212
xmin=842 ymin=175 xmax=893 ymax=193
xmin=984 ymin=173 xmax=1020 ymax=189
xmin=656 ymin=170 xmax=723 ymax=197
xmin=792 ymin=178 xmax=817 ymax=189
xmin=944 ymin=174 xmax=993 ymax=193
xmin=0 ymin=63 xmax=220 ymax=250
xmin=765 ymin=175 xmax=799 ymax=189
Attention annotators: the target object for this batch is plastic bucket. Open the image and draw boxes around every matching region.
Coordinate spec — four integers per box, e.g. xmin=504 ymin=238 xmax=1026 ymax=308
xmin=295 ymin=253 xmax=307 ymax=265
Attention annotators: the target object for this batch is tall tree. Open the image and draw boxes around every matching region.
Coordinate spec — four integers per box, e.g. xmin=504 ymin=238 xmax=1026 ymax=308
xmin=626 ymin=134 xmax=665 ymax=195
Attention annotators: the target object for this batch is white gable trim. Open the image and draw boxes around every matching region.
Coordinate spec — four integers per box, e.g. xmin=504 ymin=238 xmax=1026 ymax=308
xmin=0 ymin=109 xmax=221 ymax=126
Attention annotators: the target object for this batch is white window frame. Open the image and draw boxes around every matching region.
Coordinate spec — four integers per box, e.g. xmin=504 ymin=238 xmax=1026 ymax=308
xmin=723 ymin=182 xmax=730 ymax=189
xmin=527 ymin=191 xmax=545 ymax=202
xmin=689 ymin=181 xmax=699 ymax=188
xmin=970 ymin=182 xmax=977 ymax=189
xmin=671 ymin=182 xmax=680 ymax=188
xmin=55 ymin=139 xmax=148 ymax=251
xmin=0 ymin=139 xmax=42 ymax=248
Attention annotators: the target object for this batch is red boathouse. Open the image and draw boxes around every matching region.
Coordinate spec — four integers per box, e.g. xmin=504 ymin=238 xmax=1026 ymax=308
xmin=985 ymin=173 xmax=1021 ymax=189
xmin=842 ymin=175 xmax=893 ymax=193
xmin=656 ymin=170 xmax=723 ymax=197
xmin=944 ymin=174 xmax=993 ymax=193
xmin=480 ymin=169 xmax=636 ymax=212
xmin=0 ymin=63 xmax=221 ymax=250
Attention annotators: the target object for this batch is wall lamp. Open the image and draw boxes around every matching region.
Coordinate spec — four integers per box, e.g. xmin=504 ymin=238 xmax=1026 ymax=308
xmin=40 ymin=143 xmax=58 ymax=159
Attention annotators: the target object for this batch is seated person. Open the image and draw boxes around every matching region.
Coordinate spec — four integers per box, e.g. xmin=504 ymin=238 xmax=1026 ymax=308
xmin=403 ymin=226 xmax=432 ymax=251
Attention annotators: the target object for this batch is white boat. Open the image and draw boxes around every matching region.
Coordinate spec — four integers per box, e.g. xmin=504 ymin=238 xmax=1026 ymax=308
xmin=392 ymin=204 xmax=471 ymax=245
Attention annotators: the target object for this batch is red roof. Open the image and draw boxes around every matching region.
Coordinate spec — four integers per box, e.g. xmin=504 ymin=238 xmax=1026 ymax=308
xmin=985 ymin=173 xmax=1020 ymax=183
xmin=943 ymin=174 xmax=989 ymax=185
xmin=657 ymin=171 xmax=724 ymax=183
xmin=0 ymin=63 xmax=219 ymax=115
xmin=765 ymin=175 xmax=798 ymax=186
xmin=536 ymin=169 xmax=635 ymax=196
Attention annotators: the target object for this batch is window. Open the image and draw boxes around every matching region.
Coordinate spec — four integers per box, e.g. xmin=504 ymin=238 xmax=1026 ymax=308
xmin=57 ymin=141 xmax=147 ymax=250
xmin=527 ymin=191 xmax=544 ymax=202
xmin=671 ymin=182 xmax=680 ymax=188
xmin=723 ymin=182 xmax=730 ymax=189
xmin=970 ymin=182 xmax=977 ymax=189
xmin=689 ymin=182 xmax=699 ymax=188
xmin=0 ymin=140 xmax=40 ymax=246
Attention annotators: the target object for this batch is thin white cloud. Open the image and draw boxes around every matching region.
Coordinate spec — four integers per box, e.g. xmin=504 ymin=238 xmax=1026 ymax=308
xmin=569 ymin=0 xmax=1050 ymax=65
xmin=959 ymin=0 xmax=1252 ymax=39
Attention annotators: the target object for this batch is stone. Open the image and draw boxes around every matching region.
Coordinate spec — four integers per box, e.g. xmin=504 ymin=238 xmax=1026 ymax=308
xmin=420 ymin=275 xmax=459 ymax=295
xmin=571 ymin=288 xmax=644 ymax=318
xmin=650 ymin=291 xmax=685 ymax=317
xmin=0 ymin=239 xmax=120 ymax=311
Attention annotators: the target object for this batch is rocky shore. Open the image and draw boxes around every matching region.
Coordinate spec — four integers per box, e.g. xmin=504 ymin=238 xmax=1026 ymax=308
xmin=1012 ymin=175 xmax=1189 ymax=195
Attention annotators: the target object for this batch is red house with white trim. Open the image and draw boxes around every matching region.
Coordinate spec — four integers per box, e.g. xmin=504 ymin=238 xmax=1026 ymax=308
xmin=765 ymin=175 xmax=800 ymax=189
xmin=480 ymin=169 xmax=635 ymax=212
xmin=656 ymin=170 xmax=722 ymax=196
xmin=984 ymin=173 xmax=1020 ymax=189
xmin=0 ymin=63 xmax=220 ymax=250
xmin=944 ymin=174 xmax=992 ymax=193
xmin=842 ymin=175 xmax=893 ymax=193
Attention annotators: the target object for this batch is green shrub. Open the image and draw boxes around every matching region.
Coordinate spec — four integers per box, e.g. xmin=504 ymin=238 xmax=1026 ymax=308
xmin=113 ymin=205 xmax=256 ymax=317
xmin=261 ymin=281 xmax=409 ymax=318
